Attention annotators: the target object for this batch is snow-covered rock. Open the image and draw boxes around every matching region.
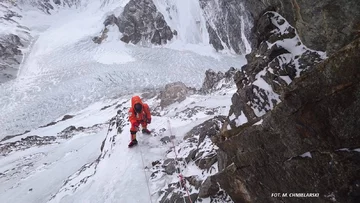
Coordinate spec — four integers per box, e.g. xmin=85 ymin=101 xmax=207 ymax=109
xmin=229 ymin=12 xmax=326 ymax=128
xmin=216 ymin=38 xmax=360 ymax=203
xmin=158 ymin=81 xmax=196 ymax=108
xmin=18 ymin=0 xmax=82 ymax=14
xmin=199 ymin=0 xmax=251 ymax=54
xmin=200 ymin=67 xmax=237 ymax=94
xmin=0 ymin=2 xmax=31 ymax=83
xmin=95 ymin=0 xmax=174 ymax=45
xmin=154 ymin=115 xmax=233 ymax=202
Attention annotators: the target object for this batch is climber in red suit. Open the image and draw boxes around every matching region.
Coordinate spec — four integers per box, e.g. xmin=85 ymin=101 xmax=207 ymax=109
xmin=128 ymin=95 xmax=151 ymax=147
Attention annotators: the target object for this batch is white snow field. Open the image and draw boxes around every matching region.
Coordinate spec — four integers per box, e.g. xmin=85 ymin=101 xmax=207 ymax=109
xmin=0 ymin=0 xmax=245 ymax=138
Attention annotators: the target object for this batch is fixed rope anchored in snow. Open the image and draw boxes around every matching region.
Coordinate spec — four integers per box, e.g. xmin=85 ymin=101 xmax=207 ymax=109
xmin=139 ymin=144 xmax=154 ymax=203
xmin=106 ymin=119 xmax=112 ymax=136
xmin=167 ymin=119 xmax=193 ymax=203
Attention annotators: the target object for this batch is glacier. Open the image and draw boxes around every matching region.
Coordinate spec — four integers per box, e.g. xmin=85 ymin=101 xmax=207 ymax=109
xmin=0 ymin=0 xmax=246 ymax=138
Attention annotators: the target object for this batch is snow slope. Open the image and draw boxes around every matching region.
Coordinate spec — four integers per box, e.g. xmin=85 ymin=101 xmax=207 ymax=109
xmin=0 ymin=1 xmax=245 ymax=200
xmin=0 ymin=0 xmax=245 ymax=138
xmin=0 ymin=84 xmax=236 ymax=203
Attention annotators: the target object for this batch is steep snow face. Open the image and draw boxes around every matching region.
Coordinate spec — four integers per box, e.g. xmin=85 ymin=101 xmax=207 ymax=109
xmin=0 ymin=84 xmax=237 ymax=203
xmin=0 ymin=0 xmax=245 ymax=138
xmin=153 ymin=0 xmax=252 ymax=54
xmin=198 ymin=0 xmax=252 ymax=54
xmin=153 ymin=0 xmax=209 ymax=44
xmin=0 ymin=0 xmax=128 ymax=84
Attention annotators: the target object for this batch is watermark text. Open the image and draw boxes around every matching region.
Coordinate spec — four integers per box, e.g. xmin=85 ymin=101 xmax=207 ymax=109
xmin=271 ymin=193 xmax=319 ymax=198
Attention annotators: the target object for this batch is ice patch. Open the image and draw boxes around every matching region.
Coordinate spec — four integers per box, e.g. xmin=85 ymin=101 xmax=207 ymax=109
xmin=338 ymin=148 xmax=360 ymax=153
xmin=300 ymin=152 xmax=312 ymax=158
xmin=229 ymin=113 xmax=236 ymax=120
xmin=337 ymin=148 xmax=350 ymax=152
xmin=234 ymin=111 xmax=248 ymax=127
xmin=253 ymin=119 xmax=263 ymax=125
xmin=279 ymin=76 xmax=292 ymax=85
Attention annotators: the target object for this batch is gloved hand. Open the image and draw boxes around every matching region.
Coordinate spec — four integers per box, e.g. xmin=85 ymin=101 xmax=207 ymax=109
xmin=146 ymin=119 xmax=151 ymax=124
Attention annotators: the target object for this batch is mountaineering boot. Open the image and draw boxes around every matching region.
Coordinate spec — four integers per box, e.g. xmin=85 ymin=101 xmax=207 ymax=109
xmin=128 ymin=139 xmax=138 ymax=147
xmin=142 ymin=128 xmax=151 ymax=134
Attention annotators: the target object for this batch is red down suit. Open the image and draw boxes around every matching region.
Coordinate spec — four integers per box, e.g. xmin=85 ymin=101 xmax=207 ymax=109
xmin=128 ymin=96 xmax=151 ymax=140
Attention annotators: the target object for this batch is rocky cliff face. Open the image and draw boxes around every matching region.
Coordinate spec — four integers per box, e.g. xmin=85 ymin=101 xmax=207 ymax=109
xmin=199 ymin=0 xmax=251 ymax=54
xmin=0 ymin=0 xmax=85 ymax=83
xmin=0 ymin=2 xmax=31 ymax=83
xmin=18 ymin=0 xmax=82 ymax=14
xmin=118 ymin=0 xmax=174 ymax=45
xmin=243 ymin=0 xmax=360 ymax=55
xmin=153 ymin=116 xmax=234 ymax=203
xmin=216 ymin=37 xmax=360 ymax=203
xmin=96 ymin=0 xmax=174 ymax=45
xmin=157 ymin=81 xmax=196 ymax=109
xmin=102 ymin=0 xmax=358 ymax=55
xmin=95 ymin=0 xmax=360 ymax=57
xmin=0 ymin=34 xmax=24 ymax=83
xmin=200 ymin=67 xmax=237 ymax=94
xmin=212 ymin=1 xmax=360 ymax=201
xmin=228 ymin=12 xmax=325 ymax=129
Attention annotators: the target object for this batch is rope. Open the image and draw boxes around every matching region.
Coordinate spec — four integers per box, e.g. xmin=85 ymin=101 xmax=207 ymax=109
xmin=112 ymin=112 xmax=152 ymax=203
xmin=167 ymin=119 xmax=193 ymax=203
xmin=106 ymin=119 xmax=112 ymax=136
xmin=139 ymin=146 xmax=154 ymax=203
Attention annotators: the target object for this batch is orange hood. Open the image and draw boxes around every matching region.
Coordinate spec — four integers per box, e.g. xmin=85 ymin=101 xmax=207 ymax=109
xmin=131 ymin=96 xmax=143 ymax=108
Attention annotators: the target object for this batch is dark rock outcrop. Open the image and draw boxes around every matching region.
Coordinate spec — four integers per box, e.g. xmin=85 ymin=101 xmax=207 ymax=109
xmin=158 ymin=82 xmax=196 ymax=108
xmin=60 ymin=114 xmax=74 ymax=121
xmin=0 ymin=135 xmax=56 ymax=156
xmin=185 ymin=116 xmax=226 ymax=147
xmin=200 ymin=67 xmax=237 ymax=94
xmin=242 ymin=0 xmax=360 ymax=55
xmin=96 ymin=0 xmax=174 ymax=45
xmin=160 ymin=136 xmax=173 ymax=144
xmin=199 ymin=0 xmax=252 ymax=54
xmin=229 ymin=12 xmax=325 ymax=129
xmin=92 ymin=27 xmax=109 ymax=44
xmin=158 ymin=182 xmax=197 ymax=203
xmin=0 ymin=2 xmax=31 ymax=83
xmin=155 ymin=116 xmax=233 ymax=203
xmin=173 ymin=106 xmax=224 ymax=121
xmin=19 ymin=0 xmax=81 ymax=14
xmin=0 ymin=130 xmax=30 ymax=142
xmin=163 ymin=158 xmax=176 ymax=175
xmin=0 ymin=33 xmax=23 ymax=80
xmin=216 ymin=38 xmax=360 ymax=203
xmin=198 ymin=176 xmax=219 ymax=198
xmin=57 ymin=123 xmax=106 ymax=139
xmin=183 ymin=116 xmax=226 ymax=171
xmin=39 ymin=114 xmax=75 ymax=128
xmin=119 ymin=0 xmax=173 ymax=45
